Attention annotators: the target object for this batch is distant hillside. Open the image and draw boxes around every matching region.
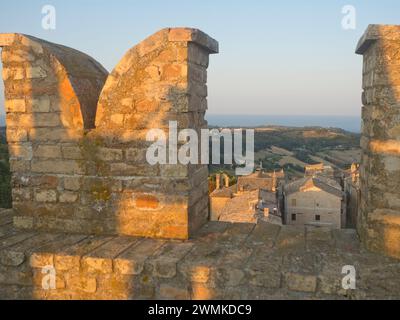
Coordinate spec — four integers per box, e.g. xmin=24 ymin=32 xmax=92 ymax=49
xmin=210 ymin=126 xmax=361 ymax=178
xmin=206 ymin=114 xmax=361 ymax=133
xmin=252 ymin=126 xmax=360 ymax=152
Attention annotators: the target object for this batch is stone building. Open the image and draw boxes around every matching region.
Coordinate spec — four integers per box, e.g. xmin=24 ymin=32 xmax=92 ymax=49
xmin=209 ymin=175 xmax=235 ymax=221
xmin=283 ymin=176 xmax=344 ymax=228
xmin=218 ymin=189 xmax=260 ymax=223
xmin=237 ymin=169 xmax=278 ymax=192
xmin=305 ymin=163 xmax=334 ymax=178
xmin=209 ymin=170 xmax=280 ymax=223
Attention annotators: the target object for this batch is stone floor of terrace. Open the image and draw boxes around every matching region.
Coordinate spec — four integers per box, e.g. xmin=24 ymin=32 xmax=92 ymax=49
xmin=0 ymin=208 xmax=399 ymax=300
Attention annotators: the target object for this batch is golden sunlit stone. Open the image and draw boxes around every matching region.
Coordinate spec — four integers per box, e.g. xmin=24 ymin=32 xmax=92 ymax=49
xmin=356 ymin=25 xmax=400 ymax=259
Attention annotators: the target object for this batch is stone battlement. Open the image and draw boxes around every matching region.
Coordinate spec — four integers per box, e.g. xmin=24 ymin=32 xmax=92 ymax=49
xmin=1 ymin=25 xmax=400 ymax=300
xmin=0 ymin=28 xmax=218 ymax=240
xmin=356 ymin=24 xmax=400 ymax=259
xmin=0 ymin=208 xmax=399 ymax=300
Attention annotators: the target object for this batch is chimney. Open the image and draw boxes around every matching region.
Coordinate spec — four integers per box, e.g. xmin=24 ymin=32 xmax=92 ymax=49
xmin=216 ymin=174 xmax=221 ymax=190
xmin=223 ymin=174 xmax=229 ymax=188
xmin=351 ymin=163 xmax=358 ymax=183
xmin=272 ymin=171 xmax=277 ymax=192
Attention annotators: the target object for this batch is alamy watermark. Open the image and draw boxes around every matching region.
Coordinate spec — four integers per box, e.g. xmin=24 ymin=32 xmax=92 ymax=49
xmin=42 ymin=5 xmax=56 ymax=30
xmin=146 ymin=121 xmax=255 ymax=176
xmin=341 ymin=5 xmax=356 ymax=30
xmin=41 ymin=265 xmax=56 ymax=290
xmin=342 ymin=265 xmax=356 ymax=290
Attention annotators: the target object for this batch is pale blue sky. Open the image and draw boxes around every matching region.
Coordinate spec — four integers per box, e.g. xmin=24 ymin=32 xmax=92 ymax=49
xmin=1 ymin=0 xmax=400 ymax=118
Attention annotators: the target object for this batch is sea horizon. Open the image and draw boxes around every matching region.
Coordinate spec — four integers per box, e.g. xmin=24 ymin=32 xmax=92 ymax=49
xmin=0 ymin=114 xmax=362 ymax=133
xmin=206 ymin=114 xmax=361 ymax=133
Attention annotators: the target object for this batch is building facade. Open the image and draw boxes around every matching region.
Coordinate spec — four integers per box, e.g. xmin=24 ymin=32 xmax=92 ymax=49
xmin=283 ymin=176 xmax=343 ymax=228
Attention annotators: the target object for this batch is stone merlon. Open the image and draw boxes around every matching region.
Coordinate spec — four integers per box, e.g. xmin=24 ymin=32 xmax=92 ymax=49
xmin=356 ymin=24 xmax=400 ymax=54
xmin=167 ymin=28 xmax=219 ymax=53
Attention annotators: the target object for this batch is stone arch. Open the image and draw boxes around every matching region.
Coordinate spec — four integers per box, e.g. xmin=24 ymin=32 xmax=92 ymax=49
xmin=0 ymin=33 xmax=108 ymax=231
xmin=1 ymin=34 xmax=108 ymax=130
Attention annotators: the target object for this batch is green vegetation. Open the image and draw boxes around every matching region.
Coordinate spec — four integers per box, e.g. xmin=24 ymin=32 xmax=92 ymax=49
xmin=0 ymin=127 xmax=11 ymax=208
xmin=253 ymin=126 xmax=360 ymax=152
xmin=209 ymin=126 xmax=361 ymax=179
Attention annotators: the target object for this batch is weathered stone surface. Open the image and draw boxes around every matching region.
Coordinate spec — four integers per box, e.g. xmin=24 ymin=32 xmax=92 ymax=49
xmin=33 ymin=145 xmax=62 ymax=159
xmin=34 ymin=190 xmax=57 ymax=203
xmin=82 ymin=237 xmax=138 ymax=274
xmin=5 ymin=99 xmax=26 ymax=113
xmin=1 ymin=222 xmax=399 ymax=300
xmin=59 ymin=192 xmax=78 ymax=203
xmin=356 ymin=25 xmax=400 ymax=260
xmin=2 ymin=28 xmax=218 ymax=239
xmin=0 ymin=33 xmax=16 ymax=46
xmin=31 ymin=97 xmax=51 ymax=113
xmin=6 ymin=129 xmax=28 ymax=142
xmin=114 ymin=239 xmax=165 ymax=275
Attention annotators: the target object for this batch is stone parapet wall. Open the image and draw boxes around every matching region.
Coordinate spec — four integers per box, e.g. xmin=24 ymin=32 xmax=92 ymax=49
xmin=356 ymin=25 xmax=400 ymax=259
xmin=0 ymin=211 xmax=399 ymax=300
xmin=0 ymin=29 xmax=218 ymax=240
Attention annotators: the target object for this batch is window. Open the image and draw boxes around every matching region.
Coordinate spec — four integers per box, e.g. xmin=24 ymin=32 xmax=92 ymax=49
xmin=291 ymin=199 xmax=297 ymax=207
xmin=315 ymin=215 xmax=321 ymax=221
xmin=291 ymin=214 xmax=296 ymax=221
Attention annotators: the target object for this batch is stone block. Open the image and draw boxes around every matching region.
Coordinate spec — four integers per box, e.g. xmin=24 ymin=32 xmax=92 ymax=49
xmin=13 ymin=216 xmax=34 ymax=229
xmin=159 ymin=283 xmax=190 ymax=300
xmin=285 ymin=273 xmax=317 ymax=293
xmin=98 ymin=148 xmax=123 ymax=161
xmin=0 ymin=33 xmax=16 ymax=46
xmin=8 ymin=144 xmax=33 ymax=160
xmin=5 ymin=99 xmax=26 ymax=113
xmin=31 ymin=160 xmax=83 ymax=175
xmin=61 ymin=146 xmax=83 ymax=160
xmin=31 ymin=97 xmax=51 ymax=113
xmin=9 ymin=159 xmax=30 ymax=172
xmin=26 ymin=66 xmax=47 ymax=79
xmin=59 ymin=191 xmax=78 ymax=203
xmin=34 ymin=145 xmax=62 ymax=159
xmin=31 ymin=128 xmax=83 ymax=142
xmin=12 ymin=188 xmax=31 ymax=201
xmin=20 ymin=36 xmax=44 ymax=54
xmin=66 ymin=275 xmax=97 ymax=293
xmin=54 ymin=255 xmax=81 ymax=271
xmin=125 ymin=148 xmax=147 ymax=163
xmin=63 ymin=177 xmax=81 ymax=191
xmin=34 ymin=189 xmax=57 ymax=203
xmin=6 ymin=128 xmax=28 ymax=142
xmin=81 ymin=257 xmax=113 ymax=274
xmin=30 ymin=253 xmax=54 ymax=268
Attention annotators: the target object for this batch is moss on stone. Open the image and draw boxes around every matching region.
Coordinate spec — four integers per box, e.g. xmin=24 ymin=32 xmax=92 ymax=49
xmin=78 ymin=134 xmax=108 ymax=175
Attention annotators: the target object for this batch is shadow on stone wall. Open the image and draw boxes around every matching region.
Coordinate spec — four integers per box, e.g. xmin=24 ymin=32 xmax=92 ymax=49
xmin=0 ymin=29 xmax=218 ymax=299
xmin=356 ymin=25 xmax=400 ymax=259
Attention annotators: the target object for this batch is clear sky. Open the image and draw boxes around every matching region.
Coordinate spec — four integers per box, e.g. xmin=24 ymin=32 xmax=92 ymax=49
xmin=1 ymin=0 xmax=400 ymax=118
